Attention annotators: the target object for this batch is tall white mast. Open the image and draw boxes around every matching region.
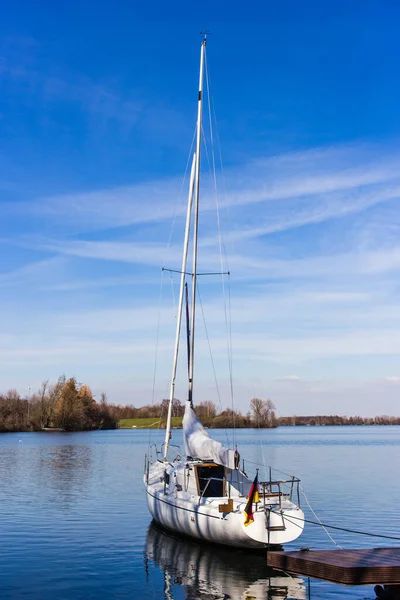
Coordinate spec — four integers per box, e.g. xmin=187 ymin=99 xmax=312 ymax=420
xmin=188 ymin=36 xmax=206 ymax=407
xmin=163 ymin=154 xmax=196 ymax=460
xmin=163 ymin=36 xmax=206 ymax=459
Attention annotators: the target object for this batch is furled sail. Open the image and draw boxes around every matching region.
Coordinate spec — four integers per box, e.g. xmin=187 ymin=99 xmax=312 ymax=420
xmin=182 ymin=402 xmax=238 ymax=470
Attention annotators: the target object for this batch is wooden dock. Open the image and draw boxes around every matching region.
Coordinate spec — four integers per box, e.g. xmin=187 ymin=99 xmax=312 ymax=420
xmin=267 ymin=548 xmax=400 ymax=585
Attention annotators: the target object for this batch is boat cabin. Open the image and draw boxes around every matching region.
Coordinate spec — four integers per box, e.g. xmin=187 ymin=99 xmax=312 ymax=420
xmin=195 ymin=463 xmax=225 ymax=497
xmin=168 ymin=460 xmax=252 ymax=500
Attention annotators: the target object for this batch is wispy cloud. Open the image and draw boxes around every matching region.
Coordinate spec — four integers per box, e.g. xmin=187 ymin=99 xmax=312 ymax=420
xmin=2 ymin=139 xmax=400 ymax=414
xmin=4 ymin=143 xmax=400 ymax=239
xmin=0 ymin=35 xmax=142 ymax=127
xmin=383 ymin=376 xmax=400 ymax=383
xmin=24 ymin=238 xmax=400 ymax=285
xmin=0 ymin=256 xmax=65 ymax=288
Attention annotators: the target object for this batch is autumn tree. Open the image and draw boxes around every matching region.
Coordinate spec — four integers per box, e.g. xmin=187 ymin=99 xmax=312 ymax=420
xmin=80 ymin=384 xmax=102 ymax=429
xmin=0 ymin=389 xmax=27 ymax=431
xmin=46 ymin=376 xmax=66 ymax=426
xmin=55 ymin=378 xmax=83 ymax=431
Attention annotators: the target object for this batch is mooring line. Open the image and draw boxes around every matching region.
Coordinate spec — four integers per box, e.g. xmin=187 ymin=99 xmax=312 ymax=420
xmin=283 ymin=513 xmax=400 ymax=541
xmin=300 ymin=487 xmax=343 ymax=549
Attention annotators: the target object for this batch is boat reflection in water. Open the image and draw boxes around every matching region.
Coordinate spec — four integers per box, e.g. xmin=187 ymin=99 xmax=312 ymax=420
xmin=145 ymin=522 xmax=306 ymax=600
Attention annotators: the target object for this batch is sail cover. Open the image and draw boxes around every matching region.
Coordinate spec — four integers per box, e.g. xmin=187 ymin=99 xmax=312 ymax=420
xmin=182 ymin=402 xmax=237 ymax=470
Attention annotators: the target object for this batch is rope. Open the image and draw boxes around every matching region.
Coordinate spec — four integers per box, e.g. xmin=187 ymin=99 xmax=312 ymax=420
xmin=300 ymin=486 xmax=342 ymax=549
xmin=283 ymin=513 xmax=400 ymax=542
xmin=240 ymin=455 xmax=388 ymax=548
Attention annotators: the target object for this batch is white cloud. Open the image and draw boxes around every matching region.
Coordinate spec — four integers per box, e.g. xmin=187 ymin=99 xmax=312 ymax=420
xmin=0 ymin=256 xmax=66 ymax=287
xmin=4 ymin=143 xmax=400 ymax=239
xmin=2 ymin=141 xmax=400 ymax=414
xmin=0 ymin=35 xmax=142 ymax=126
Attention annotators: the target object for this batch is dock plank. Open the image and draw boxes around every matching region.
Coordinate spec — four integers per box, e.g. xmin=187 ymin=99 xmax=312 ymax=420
xmin=267 ymin=548 xmax=400 ymax=585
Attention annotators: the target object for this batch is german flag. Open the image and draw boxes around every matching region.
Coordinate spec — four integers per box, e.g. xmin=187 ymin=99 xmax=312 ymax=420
xmin=244 ymin=473 xmax=259 ymax=526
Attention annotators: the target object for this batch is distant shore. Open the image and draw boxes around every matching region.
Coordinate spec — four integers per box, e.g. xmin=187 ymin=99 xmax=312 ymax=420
xmin=118 ymin=416 xmax=400 ymax=429
xmin=4 ymin=380 xmax=398 ymax=433
xmin=1 ymin=420 xmax=399 ymax=433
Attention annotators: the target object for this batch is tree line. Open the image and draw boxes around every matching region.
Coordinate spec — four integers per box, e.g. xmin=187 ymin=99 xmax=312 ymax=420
xmin=0 ymin=388 xmax=278 ymax=432
xmin=278 ymin=414 xmax=400 ymax=426
xmin=1 ymin=381 xmax=399 ymax=433
xmin=115 ymin=397 xmax=278 ymax=428
xmin=116 ymin=397 xmax=400 ymax=428
xmin=0 ymin=376 xmax=117 ymax=432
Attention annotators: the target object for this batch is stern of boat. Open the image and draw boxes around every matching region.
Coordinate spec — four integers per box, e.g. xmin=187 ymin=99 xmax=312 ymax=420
xmin=241 ymin=477 xmax=305 ymax=546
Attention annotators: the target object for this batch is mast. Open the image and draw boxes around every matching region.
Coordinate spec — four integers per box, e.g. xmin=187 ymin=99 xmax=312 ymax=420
xmin=163 ymin=154 xmax=196 ymax=460
xmin=163 ymin=36 xmax=207 ymax=459
xmin=188 ymin=36 xmax=206 ymax=407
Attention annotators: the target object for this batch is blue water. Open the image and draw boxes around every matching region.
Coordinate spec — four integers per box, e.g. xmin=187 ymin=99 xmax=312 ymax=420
xmin=1 ymin=426 xmax=399 ymax=599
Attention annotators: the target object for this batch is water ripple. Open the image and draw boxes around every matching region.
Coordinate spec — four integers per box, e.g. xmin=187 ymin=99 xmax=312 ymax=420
xmin=1 ymin=427 xmax=399 ymax=599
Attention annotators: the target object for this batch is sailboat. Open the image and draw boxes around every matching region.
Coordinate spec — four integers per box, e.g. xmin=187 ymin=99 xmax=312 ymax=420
xmin=144 ymin=36 xmax=305 ymax=549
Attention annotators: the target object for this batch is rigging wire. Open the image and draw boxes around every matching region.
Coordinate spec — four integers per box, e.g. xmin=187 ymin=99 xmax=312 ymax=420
xmin=148 ymin=123 xmax=197 ymax=453
xmin=251 ymin=382 xmax=269 ymax=477
xmin=204 ymin=50 xmax=236 ymax=449
xmin=164 ymin=271 xmax=179 ymax=438
xmin=243 ymin=456 xmax=343 ymax=548
xmin=210 ymin=91 xmax=236 ymax=257
xmin=159 ymin=380 xmax=172 ymax=434
xmin=197 ymin=281 xmax=230 ymax=447
xmin=166 ymin=125 xmax=197 ymax=250
xmin=243 ymin=458 xmax=296 ymax=481
xmin=169 ymin=271 xmax=177 ymax=315
xmin=148 ymin=269 xmax=166 ymax=452
xmin=208 ymin=58 xmax=253 ymax=435
xmin=199 ymin=132 xmax=233 ymax=448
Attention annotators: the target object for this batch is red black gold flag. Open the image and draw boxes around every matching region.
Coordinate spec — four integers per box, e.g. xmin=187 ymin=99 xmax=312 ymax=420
xmin=244 ymin=473 xmax=259 ymax=526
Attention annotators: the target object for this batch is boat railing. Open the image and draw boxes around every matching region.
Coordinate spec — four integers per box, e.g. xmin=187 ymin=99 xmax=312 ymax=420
xmin=258 ymin=477 xmax=301 ymax=509
xmin=160 ymin=442 xmax=182 ymax=463
xmin=196 ymin=473 xmax=301 ymax=508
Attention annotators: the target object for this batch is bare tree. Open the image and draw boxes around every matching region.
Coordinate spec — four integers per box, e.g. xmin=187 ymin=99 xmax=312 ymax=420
xmin=39 ymin=380 xmax=49 ymax=428
xmin=250 ymin=397 xmax=276 ymax=427
xmin=161 ymin=398 xmax=183 ymax=417
xmin=196 ymin=401 xmax=217 ymax=419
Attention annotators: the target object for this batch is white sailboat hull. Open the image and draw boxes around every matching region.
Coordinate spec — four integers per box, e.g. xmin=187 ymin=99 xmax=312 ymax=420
xmin=145 ymin=466 xmax=304 ymax=549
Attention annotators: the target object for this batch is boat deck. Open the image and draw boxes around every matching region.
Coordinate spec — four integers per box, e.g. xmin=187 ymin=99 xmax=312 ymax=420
xmin=267 ymin=548 xmax=400 ymax=585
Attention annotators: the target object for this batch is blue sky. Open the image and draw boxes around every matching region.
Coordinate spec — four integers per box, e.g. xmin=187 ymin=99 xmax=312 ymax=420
xmin=1 ymin=1 xmax=400 ymax=416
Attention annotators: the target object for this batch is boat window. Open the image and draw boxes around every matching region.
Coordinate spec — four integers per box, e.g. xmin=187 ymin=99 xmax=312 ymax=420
xmin=196 ymin=464 xmax=225 ymax=497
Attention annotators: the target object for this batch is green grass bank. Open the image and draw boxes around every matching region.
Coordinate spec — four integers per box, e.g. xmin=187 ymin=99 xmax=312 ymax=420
xmin=119 ymin=417 xmax=183 ymax=429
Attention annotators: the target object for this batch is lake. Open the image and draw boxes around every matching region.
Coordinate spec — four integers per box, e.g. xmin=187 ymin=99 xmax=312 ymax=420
xmin=1 ymin=426 xmax=399 ymax=599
